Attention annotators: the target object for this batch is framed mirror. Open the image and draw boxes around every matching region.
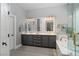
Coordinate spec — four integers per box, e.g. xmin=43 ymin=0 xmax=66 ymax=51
xmin=46 ymin=20 xmax=53 ymax=31
xmin=37 ymin=18 xmax=40 ymax=31
xmin=25 ymin=18 xmax=37 ymax=33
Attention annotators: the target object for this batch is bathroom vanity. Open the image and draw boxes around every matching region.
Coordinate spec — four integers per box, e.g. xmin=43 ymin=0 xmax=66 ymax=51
xmin=21 ymin=33 xmax=56 ymax=48
xmin=21 ymin=16 xmax=56 ymax=48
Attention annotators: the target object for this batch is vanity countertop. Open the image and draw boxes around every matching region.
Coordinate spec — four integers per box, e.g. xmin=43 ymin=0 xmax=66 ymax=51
xmin=21 ymin=32 xmax=56 ymax=35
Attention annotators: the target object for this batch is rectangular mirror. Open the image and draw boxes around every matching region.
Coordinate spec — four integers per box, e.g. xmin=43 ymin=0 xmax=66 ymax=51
xmin=24 ymin=18 xmax=37 ymax=33
xmin=46 ymin=21 xmax=53 ymax=31
xmin=45 ymin=16 xmax=55 ymax=32
xmin=37 ymin=18 xmax=40 ymax=31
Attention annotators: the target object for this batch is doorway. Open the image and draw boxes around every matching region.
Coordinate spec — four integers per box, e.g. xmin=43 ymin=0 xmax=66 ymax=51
xmin=9 ymin=15 xmax=16 ymax=50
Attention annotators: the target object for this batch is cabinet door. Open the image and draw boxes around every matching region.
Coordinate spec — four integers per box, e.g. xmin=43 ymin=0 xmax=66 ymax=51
xmin=21 ymin=35 xmax=28 ymax=45
xmin=48 ymin=35 xmax=56 ymax=48
xmin=21 ymin=35 xmax=33 ymax=45
xmin=42 ymin=36 xmax=48 ymax=47
xmin=27 ymin=35 xmax=33 ymax=45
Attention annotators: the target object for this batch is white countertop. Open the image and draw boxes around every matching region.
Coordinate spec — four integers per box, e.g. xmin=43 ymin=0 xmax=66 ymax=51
xmin=21 ymin=32 xmax=57 ymax=35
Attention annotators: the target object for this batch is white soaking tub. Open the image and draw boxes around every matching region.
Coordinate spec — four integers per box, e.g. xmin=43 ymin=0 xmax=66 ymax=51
xmin=56 ymin=34 xmax=79 ymax=56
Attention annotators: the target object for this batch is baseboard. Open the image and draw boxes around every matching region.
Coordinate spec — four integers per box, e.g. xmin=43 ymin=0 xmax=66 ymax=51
xmin=16 ymin=44 xmax=22 ymax=49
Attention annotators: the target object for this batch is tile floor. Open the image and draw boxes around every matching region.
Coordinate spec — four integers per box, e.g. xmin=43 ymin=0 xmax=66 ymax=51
xmin=10 ymin=46 xmax=57 ymax=56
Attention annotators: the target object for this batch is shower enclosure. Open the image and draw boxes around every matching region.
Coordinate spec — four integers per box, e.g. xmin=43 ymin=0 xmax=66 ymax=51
xmin=67 ymin=3 xmax=79 ymax=56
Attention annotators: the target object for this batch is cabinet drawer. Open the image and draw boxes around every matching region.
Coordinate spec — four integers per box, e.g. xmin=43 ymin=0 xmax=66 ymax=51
xmin=33 ymin=40 xmax=41 ymax=43
xmin=33 ymin=43 xmax=41 ymax=46
xmin=33 ymin=35 xmax=41 ymax=38
xmin=33 ymin=37 xmax=41 ymax=40
xmin=33 ymin=38 xmax=41 ymax=41
xmin=33 ymin=41 xmax=41 ymax=44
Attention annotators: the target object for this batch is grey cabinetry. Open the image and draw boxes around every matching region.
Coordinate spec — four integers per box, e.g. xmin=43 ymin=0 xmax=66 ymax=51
xmin=48 ymin=35 xmax=56 ymax=48
xmin=33 ymin=35 xmax=42 ymax=46
xmin=21 ymin=35 xmax=27 ymax=45
xmin=42 ymin=36 xmax=48 ymax=47
xmin=27 ymin=35 xmax=33 ymax=45
xmin=21 ymin=35 xmax=33 ymax=46
xmin=21 ymin=35 xmax=56 ymax=48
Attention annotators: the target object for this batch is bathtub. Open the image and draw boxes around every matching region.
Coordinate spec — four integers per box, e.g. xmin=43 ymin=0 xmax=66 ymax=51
xmin=56 ymin=39 xmax=79 ymax=56
xmin=56 ymin=40 xmax=72 ymax=56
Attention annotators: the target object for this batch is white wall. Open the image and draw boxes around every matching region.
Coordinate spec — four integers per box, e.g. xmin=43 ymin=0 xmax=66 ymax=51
xmin=9 ymin=4 xmax=26 ymax=46
xmin=0 ymin=4 xmax=1 ymax=55
xmin=26 ymin=5 xmax=68 ymax=25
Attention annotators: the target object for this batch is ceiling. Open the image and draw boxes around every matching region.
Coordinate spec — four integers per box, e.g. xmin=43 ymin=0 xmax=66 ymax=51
xmin=17 ymin=3 xmax=66 ymax=11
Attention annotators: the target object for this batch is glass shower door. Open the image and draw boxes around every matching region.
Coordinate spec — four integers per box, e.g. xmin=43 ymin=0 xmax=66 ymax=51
xmin=67 ymin=3 xmax=79 ymax=56
xmin=73 ymin=4 xmax=79 ymax=56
